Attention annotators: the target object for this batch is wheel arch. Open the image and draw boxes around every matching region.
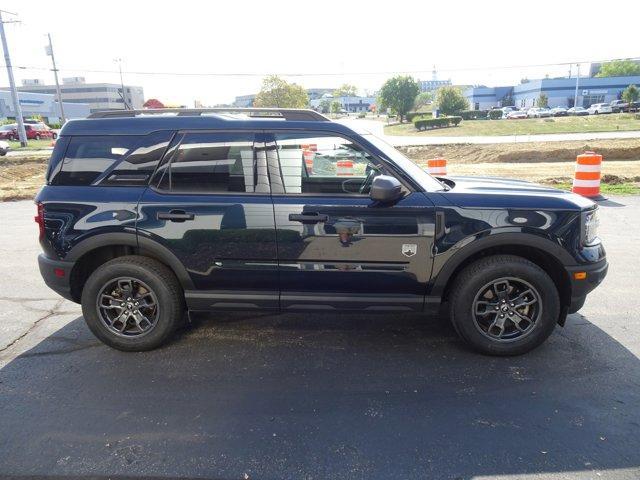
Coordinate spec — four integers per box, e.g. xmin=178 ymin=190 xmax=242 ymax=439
xmin=432 ymin=233 xmax=572 ymax=314
xmin=67 ymin=233 xmax=193 ymax=302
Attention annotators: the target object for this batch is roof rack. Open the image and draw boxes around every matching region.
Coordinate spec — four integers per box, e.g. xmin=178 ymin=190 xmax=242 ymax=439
xmin=87 ymin=107 xmax=329 ymax=121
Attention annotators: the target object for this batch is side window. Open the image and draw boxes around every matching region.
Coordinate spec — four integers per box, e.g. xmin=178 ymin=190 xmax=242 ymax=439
xmin=51 ymin=132 xmax=173 ymax=186
xmin=52 ymin=135 xmax=141 ymax=186
xmin=100 ymin=131 xmax=173 ymax=186
xmin=273 ymin=133 xmax=382 ymax=195
xmin=159 ymin=132 xmax=264 ymax=194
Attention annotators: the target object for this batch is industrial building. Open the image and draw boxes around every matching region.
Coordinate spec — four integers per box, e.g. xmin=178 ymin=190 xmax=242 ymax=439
xmin=0 ymin=90 xmax=89 ymax=124
xmin=464 ymin=75 xmax=640 ymax=110
xmin=15 ymin=77 xmax=144 ymax=112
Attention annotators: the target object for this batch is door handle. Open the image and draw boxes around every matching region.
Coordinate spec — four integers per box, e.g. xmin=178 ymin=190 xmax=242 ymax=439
xmin=289 ymin=213 xmax=329 ymax=223
xmin=157 ymin=210 xmax=195 ymax=222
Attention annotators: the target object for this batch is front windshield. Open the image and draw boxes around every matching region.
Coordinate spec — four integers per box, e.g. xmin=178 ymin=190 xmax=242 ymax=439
xmin=362 ymin=133 xmax=446 ymax=192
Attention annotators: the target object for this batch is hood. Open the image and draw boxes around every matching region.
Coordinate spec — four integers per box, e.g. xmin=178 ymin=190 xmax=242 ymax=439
xmin=437 ymin=175 xmax=596 ymax=211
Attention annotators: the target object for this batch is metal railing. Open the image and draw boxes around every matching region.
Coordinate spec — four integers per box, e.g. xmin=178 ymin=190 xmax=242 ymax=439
xmin=88 ymin=107 xmax=329 ymax=121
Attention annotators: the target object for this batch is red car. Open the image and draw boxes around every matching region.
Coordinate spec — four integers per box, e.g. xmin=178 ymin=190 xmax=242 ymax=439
xmin=0 ymin=123 xmax=55 ymax=140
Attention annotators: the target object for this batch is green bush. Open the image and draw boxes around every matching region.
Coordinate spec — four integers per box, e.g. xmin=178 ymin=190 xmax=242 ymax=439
xmin=414 ymin=116 xmax=463 ymax=131
xmin=406 ymin=111 xmax=432 ymax=122
xmin=457 ymin=110 xmax=488 ymax=120
xmin=357 ymin=112 xmax=366 ymax=119
xmin=488 ymin=109 xmax=503 ymax=120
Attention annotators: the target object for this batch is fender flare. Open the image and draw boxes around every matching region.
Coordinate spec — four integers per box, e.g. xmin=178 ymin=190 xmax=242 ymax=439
xmin=67 ymin=231 xmax=194 ymax=290
xmin=429 ymin=232 xmax=573 ymax=298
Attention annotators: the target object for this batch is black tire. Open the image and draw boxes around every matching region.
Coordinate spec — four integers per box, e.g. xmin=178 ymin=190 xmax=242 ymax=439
xmin=448 ymin=255 xmax=560 ymax=356
xmin=0 ymin=149 xmax=6 ymax=156
xmin=81 ymin=255 xmax=184 ymax=351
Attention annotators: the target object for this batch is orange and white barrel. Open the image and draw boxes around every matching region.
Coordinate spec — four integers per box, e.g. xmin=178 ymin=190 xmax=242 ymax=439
xmin=303 ymin=150 xmax=314 ymax=173
xmin=336 ymin=159 xmax=354 ymax=176
xmin=427 ymin=158 xmax=447 ymax=176
xmin=572 ymin=151 xmax=602 ymax=198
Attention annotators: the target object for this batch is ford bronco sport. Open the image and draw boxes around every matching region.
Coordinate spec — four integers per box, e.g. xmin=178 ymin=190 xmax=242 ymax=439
xmin=36 ymin=108 xmax=607 ymax=355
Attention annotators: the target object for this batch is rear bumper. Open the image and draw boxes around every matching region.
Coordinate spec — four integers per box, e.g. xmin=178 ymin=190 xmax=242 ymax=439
xmin=38 ymin=254 xmax=76 ymax=302
xmin=566 ymin=259 xmax=608 ymax=313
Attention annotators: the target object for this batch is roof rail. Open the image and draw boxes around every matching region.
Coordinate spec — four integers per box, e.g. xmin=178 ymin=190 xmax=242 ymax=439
xmin=87 ymin=107 xmax=329 ymax=121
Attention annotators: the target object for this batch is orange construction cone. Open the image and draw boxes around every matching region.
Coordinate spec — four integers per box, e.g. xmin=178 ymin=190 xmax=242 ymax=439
xmin=427 ymin=158 xmax=447 ymax=176
xmin=572 ymin=151 xmax=603 ymax=199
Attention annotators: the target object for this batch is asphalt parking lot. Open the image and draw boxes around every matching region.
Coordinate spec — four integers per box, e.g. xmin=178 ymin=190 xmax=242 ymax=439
xmin=1 ymin=198 xmax=639 ymax=480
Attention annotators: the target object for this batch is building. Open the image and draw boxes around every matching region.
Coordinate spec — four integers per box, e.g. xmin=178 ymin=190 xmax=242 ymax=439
xmin=232 ymin=94 xmax=256 ymax=107
xmin=419 ymin=66 xmax=451 ymax=92
xmin=309 ymin=94 xmax=376 ymax=113
xmin=0 ymin=90 xmax=89 ymax=123
xmin=464 ymin=75 xmax=640 ymax=110
xmin=16 ymin=77 xmax=144 ymax=112
xmin=306 ymin=88 xmax=335 ymax=100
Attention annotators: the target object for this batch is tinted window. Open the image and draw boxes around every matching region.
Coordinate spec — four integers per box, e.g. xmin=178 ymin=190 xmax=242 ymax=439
xmin=159 ymin=132 xmax=263 ymax=194
xmin=272 ymin=133 xmax=381 ymax=195
xmin=52 ymin=133 xmax=172 ymax=186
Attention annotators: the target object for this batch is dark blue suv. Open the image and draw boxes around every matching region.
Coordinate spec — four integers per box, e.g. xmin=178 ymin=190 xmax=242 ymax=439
xmin=36 ymin=108 xmax=607 ymax=355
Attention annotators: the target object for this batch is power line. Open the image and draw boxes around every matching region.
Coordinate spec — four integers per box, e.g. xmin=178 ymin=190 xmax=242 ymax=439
xmin=4 ymin=56 xmax=640 ymax=78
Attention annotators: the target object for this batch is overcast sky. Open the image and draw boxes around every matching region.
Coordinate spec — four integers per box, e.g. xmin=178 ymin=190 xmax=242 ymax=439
xmin=1 ymin=0 xmax=638 ymax=106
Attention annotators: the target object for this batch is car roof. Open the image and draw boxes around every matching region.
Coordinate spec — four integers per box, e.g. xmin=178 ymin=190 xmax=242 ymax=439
xmin=59 ymin=109 xmax=362 ymax=137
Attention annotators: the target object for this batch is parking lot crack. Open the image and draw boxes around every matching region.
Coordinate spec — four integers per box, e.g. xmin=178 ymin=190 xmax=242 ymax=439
xmin=0 ymin=298 xmax=66 ymax=353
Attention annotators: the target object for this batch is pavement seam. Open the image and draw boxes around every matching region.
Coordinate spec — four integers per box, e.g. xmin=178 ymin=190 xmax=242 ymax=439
xmin=0 ymin=298 xmax=66 ymax=353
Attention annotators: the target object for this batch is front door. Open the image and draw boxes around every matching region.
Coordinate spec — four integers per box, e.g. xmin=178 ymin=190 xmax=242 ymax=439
xmin=137 ymin=131 xmax=279 ymax=310
xmin=267 ymin=131 xmax=435 ymax=312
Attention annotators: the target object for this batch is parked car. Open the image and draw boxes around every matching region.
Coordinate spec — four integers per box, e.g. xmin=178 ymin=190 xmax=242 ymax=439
xmin=587 ymin=103 xmax=613 ymax=115
xmin=567 ymin=106 xmax=589 ymax=116
xmin=36 ymin=107 xmax=608 ymax=355
xmin=0 ymin=140 xmax=9 ymax=155
xmin=506 ymin=110 xmax=528 ymax=119
xmin=610 ymin=100 xmax=629 ymax=113
xmin=2 ymin=123 xmax=54 ymax=140
xmin=550 ymin=107 xmax=568 ymax=117
xmin=500 ymin=106 xmax=520 ymax=119
xmin=527 ymin=107 xmax=552 ymax=118
xmin=0 ymin=124 xmax=17 ymax=140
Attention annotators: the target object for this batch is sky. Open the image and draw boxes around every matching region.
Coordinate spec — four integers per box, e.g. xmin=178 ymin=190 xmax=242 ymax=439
xmin=1 ymin=0 xmax=638 ymax=106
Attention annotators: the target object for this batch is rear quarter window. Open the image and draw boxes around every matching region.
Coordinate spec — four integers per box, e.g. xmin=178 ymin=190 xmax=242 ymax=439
xmin=50 ymin=131 xmax=174 ymax=186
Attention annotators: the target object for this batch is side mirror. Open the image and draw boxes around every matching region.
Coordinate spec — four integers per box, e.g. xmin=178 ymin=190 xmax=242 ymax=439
xmin=370 ymin=175 xmax=402 ymax=203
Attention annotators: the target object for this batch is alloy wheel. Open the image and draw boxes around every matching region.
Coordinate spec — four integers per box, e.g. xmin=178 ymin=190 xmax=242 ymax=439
xmin=96 ymin=277 xmax=159 ymax=337
xmin=472 ymin=277 xmax=542 ymax=342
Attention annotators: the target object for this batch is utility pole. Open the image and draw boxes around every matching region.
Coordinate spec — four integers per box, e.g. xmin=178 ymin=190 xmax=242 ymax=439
xmin=0 ymin=10 xmax=27 ymax=147
xmin=114 ymin=58 xmax=130 ymax=110
xmin=46 ymin=33 xmax=65 ymax=124
xmin=573 ymin=63 xmax=580 ymax=109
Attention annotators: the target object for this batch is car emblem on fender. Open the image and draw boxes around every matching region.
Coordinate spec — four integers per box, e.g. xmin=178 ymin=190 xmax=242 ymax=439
xmin=402 ymin=244 xmax=417 ymax=257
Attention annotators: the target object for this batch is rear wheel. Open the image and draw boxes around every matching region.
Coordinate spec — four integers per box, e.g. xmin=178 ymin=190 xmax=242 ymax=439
xmin=448 ymin=255 xmax=560 ymax=356
xmin=81 ymin=256 xmax=184 ymax=351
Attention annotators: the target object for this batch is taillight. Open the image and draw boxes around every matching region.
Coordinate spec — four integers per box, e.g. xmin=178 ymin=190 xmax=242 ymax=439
xmin=35 ymin=202 xmax=45 ymax=240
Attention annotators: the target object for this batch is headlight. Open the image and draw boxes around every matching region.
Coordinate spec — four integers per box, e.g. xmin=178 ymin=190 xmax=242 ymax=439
xmin=582 ymin=209 xmax=600 ymax=245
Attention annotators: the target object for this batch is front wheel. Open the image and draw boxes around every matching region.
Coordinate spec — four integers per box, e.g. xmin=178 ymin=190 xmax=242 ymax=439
xmin=81 ymin=256 xmax=184 ymax=351
xmin=448 ymin=255 xmax=560 ymax=356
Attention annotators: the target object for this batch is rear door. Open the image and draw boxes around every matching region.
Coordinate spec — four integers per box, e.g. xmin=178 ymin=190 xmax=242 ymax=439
xmin=137 ymin=131 xmax=279 ymax=310
xmin=267 ymin=131 xmax=436 ymax=312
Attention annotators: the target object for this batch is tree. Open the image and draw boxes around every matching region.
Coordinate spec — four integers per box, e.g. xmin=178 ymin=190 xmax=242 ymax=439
xmin=435 ymin=86 xmax=469 ymax=115
xmin=538 ymin=93 xmax=549 ymax=108
xmin=143 ymin=98 xmax=165 ymax=109
xmin=333 ymin=84 xmax=358 ymax=97
xmin=595 ymin=60 xmax=640 ymax=78
xmin=254 ymin=75 xmax=309 ymax=108
xmin=330 ymin=100 xmax=342 ymax=114
xmin=378 ymin=76 xmax=420 ymax=122
xmin=622 ymin=84 xmax=639 ymax=104
xmin=414 ymin=91 xmax=433 ymax=110
xmin=319 ymin=98 xmax=331 ymax=114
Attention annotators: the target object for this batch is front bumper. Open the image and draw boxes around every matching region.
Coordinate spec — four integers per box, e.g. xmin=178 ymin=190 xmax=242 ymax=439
xmin=38 ymin=254 xmax=76 ymax=302
xmin=566 ymin=259 xmax=608 ymax=313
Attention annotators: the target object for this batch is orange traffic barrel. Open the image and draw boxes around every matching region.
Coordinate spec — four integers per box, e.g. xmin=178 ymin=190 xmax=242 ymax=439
xmin=336 ymin=159 xmax=354 ymax=176
xmin=427 ymin=158 xmax=447 ymax=176
xmin=572 ymin=151 xmax=603 ymax=198
xmin=303 ymin=150 xmax=314 ymax=173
